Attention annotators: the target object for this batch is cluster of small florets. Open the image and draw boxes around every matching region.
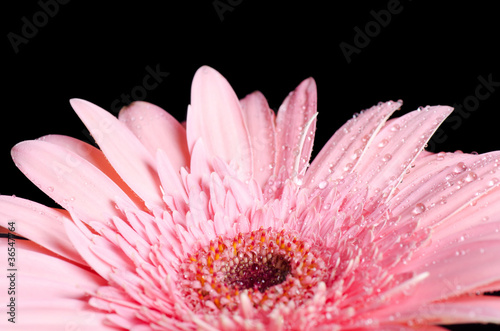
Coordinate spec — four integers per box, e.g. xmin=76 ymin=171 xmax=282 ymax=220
xmin=178 ymin=227 xmax=328 ymax=313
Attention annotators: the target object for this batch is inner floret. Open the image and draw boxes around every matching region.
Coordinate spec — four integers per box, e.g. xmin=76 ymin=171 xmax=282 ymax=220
xmin=178 ymin=228 xmax=328 ymax=314
xmin=224 ymin=252 xmax=292 ymax=292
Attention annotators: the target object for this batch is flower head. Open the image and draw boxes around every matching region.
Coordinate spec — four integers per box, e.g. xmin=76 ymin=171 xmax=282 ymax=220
xmin=2 ymin=66 xmax=500 ymax=330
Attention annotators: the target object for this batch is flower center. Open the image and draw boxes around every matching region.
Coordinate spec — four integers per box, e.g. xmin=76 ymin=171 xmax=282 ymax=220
xmin=178 ymin=228 xmax=327 ymax=313
xmin=224 ymin=252 xmax=291 ymax=293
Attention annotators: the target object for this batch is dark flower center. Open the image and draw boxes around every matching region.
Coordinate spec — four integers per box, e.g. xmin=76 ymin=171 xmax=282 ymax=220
xmin=224 ymin=253 xmax=292 ymax=292
xmin=178 ymin=228 xmax=327 ymax=313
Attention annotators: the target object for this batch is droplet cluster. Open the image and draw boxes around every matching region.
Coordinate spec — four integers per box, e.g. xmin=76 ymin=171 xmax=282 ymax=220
xmin=178 ymin=228 xmax=327 ymax=313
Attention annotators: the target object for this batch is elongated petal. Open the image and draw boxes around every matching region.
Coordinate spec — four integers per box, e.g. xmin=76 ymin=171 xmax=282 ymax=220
xmin=377 ymin=240 xmax=500 ymax=319
xmin=64 ymin=220 xmax=115 ymax=280
xmin=390 ymin=151 xmax=500 ymax=230
xmin=0 ymin=240 xmax=110 ymax=330
xmin=119 ymin=101 xmax=190 ymax=172
xmin=240 ymin=91 xmax=277 ymax=187
xmin=70 ymin=98 xmax=164 ymax=209
xmin=187 ymin=66 xmax=252 ymax=179
xmin=156 ymin=148 xmax=188 ymax=201
xmin=39 ymin=134 xmax=145 ymax=208
xmin=275 ymin=78 xmax=317 ymax=178
xmin=357 ymin=106 xmax=453 ymax=206
xmin=304 ymin=101 xmax=401 ymax=188
xmin=11 ymin=140 xmax=136 ymax=228
xmin=417 ymin=296 xmax=500 ymax=325
xmin=0 ymin=195 xmax=85 ymax=265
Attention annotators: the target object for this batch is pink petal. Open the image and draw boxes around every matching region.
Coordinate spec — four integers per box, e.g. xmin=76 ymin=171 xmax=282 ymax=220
xmin=187 ymin=66 xmax=252 ymax=179
xmin=11 ymin=140 xmax=136 ymax=228
xmin=39 ymin=134 xmax=145 ymax=208
xmin=189 ymin=138 xmax=213 ymax=183
xmin=0 ymin=195 xmax=85 ymax=265
xmin=390 ymin=151 xmax=500 ymax=230
xmin=395 ymin=151 xmax=472 ymax=194
xmin=274 ymin=78 xmax=317 ymax=179
xmin=381 ymin=240 xmax=500 ymax=317
xmin=304 ymin=101 xmax=401 ymax=188
xmin=0 ymin=240 xmax=110 ymax=329
xmin=0 ymin=304 xmax=113 ymax=330
xmin=118 ymin=101 xmax=190 ymax=172
xmin=70 ymin=98 xmax=164 ymax=209
xmin=378 ymin=325 xmax=449 ymax=331
xmin=357 ymin=105 xmax=453 ymax=206
xmin=64 ymin=220 xmax=115 ymax=280
xmin=156 ymin=148 xmax=188 ymax=201
xmin=397 ymin=296 xmax=500 ymax=325
xmin=240 ymin=91 xmax=277 ymax=187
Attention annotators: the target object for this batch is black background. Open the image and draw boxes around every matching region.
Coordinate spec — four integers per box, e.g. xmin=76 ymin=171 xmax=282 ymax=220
xmin=2 ymin=1 xmax=500 ymax=330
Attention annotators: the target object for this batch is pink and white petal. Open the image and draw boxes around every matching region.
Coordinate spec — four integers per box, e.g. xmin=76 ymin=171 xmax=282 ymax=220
xmin=274 ymin=78 xmax=317 ymax=179
xmin=118 ymin=101 xmax=190 ymax=172
xmin=70 ymin=98 xmax=164 ymax=210
xmin=189 ymin=138 xmax=214 ymax=184
xmin=379 ymin=240 xmax=500 ymax=318
xmin=156 ymin=148 xmax=188 ymax=202
xmin=64 ymin=220 xmax=117 ymax=280
xmin=187 ymin=66 xmax=252 ymax=180
xmin=397 ymin=296 xmax=500 ymax=325
xmin=240 ymin=91 xmax=277 ymax=187
xmin=39 ymin=134 xmax=145 ymax=209
xmin=0 ymin=302 xmax=114 ymax=330
xmin=389 ymin=151 xmax=500 ymax=231
xmin=0 ymin=240 xmax=110 ymax=330
xmin=377 ymin=324 xmax=450 ymax=331
xmin=304 ymin=101 xmax=401 ymax=188
xmin=11 ymin=140 xmax=136 ymax=229
xmin=0 ymin=195 xmax=85 ymax=265
xmin=395 ymin=151 xmax=474 ymax=194
xmin=356 ymin=106 xmax=453 ymax=206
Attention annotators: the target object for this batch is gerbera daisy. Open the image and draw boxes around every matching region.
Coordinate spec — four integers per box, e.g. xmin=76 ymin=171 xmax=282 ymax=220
xmin=1 ymin=66 xmax=500 ymax=330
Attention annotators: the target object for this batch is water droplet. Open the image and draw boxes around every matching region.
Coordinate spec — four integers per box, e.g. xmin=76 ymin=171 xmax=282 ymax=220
xmin=436 ymin=152 xmax=446 ymax=161
xmin=294 ymin=177 xmax=303 ymax=186
xmin=318 ymin=181 xmax=327 ymax=189
xmin=391 ymin=124 xmax=401 ymax=132
xmin=412 ymin=203 xmax=426 ymax=215
xmin=465 ymin=172 xmax=477 ymax=182
xmin=352 ymin=148 xmax=363 ymax=160
xmin=488 ymin=178 xmax=499 ymax=187
xmin=47 ymin=186 xmax=54 ymax=192
xmin=344 ymin=163 xmax=354 ymax=172
xmin=382 ymin=154 xmax=392 ymax=162
xmin=453 ymin=162 xmax=467 ymax=174
xmin=378 ymin=139 xmax=389 ymax=148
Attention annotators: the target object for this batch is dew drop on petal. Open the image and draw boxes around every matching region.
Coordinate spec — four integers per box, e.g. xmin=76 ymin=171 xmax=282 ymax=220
xmin=465 ymin=172 xmax=478 ymax=182
xmin=47 ymin=186 xmax=54 ymax=192
xmin=412 ymin=203 xmax=426 ymax=215
xmin=454 ymin=162 xmax=467 ymax=174
xmin=378 ymin=139 xmax=389 ymax=148
xmin=344 ymin=163 xmax=354 ymax=172
xmin=382 ymin=154 xmax=392 ymax=162
xmin=488 ymin=178 xmax=499 ymax=187
xmin=391 ymin=124 xmax=401 ymax=132
xmin=318 ymin=181 xmax=327 ymax=189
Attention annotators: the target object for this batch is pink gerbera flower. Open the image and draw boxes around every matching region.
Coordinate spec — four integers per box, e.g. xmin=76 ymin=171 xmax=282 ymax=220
xmin=2 ymin=66 xmax=500 ymax=330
